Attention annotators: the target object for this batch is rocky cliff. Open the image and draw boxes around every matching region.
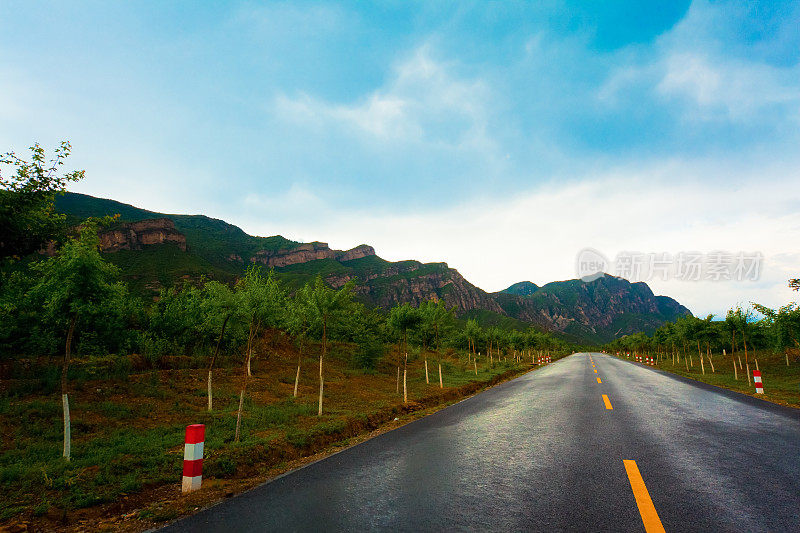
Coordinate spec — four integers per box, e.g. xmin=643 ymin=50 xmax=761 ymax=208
xmin=99 ymin=218 xmax=187 ymax=252
xmin=250 ymin=242 xmax=375 ymax=268
xmin=326 ymin=261 xmax=503 ymax=313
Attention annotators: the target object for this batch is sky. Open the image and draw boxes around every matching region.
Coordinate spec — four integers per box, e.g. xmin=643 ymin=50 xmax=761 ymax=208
xmin=2 ymin=0 xmax=799 ymax=317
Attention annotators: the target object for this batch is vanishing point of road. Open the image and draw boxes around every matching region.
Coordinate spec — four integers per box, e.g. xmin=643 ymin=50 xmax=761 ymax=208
xmin=161 ymin=353 xmax=800 ymax=532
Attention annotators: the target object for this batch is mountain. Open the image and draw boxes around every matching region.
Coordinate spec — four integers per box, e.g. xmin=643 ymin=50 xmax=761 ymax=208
xmin=502 ymin=281 xmax=539 ymax=296
xmin=54 ymin=193 xmax=690 ymax=342
xmin=493 ymin=276 xmax=689 ymax=343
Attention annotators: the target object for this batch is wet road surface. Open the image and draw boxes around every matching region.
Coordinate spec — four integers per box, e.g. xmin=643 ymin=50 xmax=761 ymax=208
xmin=160 ymin=353 xmax=800 ymax=532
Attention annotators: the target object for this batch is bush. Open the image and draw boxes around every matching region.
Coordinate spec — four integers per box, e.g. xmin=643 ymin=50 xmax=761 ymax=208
xmin=354 ymin=340 xmax=384 ymax=370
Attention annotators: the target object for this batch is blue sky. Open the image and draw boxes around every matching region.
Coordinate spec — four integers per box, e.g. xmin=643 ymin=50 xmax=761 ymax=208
xmin=2 ymin=1 xmax=799 ymax=315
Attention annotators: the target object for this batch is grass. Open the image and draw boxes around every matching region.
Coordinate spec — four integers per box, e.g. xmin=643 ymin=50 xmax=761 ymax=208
xmin=618 ymin=349 xmax=800 ymax=408
xmin=0 ymin=337 xmax=558 ymax=526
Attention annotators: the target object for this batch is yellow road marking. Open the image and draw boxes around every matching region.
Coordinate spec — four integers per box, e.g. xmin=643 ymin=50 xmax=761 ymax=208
xmin=602 ymin=394 xmax=612 ymax=409
xmin=597 ymin=377 xmax=602 ymax=383
xmin=623 ymin=460 xmax=665 ymax=533
xmin=594 ymin=369 xmax=598 ymax=373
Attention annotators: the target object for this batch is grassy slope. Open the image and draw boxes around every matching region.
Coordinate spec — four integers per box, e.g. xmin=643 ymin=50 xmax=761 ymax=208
xmin=55 ymin=194 xmax=456 ymax=304
xmin=0 ymin=339 xmax=560 ymax=527
xmin=55 ymin=192 xmax=299 ymax=272
xmin=617 ymin=349 xmax=800 ymax=408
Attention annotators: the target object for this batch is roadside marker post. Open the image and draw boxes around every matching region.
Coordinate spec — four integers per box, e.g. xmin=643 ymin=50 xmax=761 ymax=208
xmin=182 ymin=424 xmax=205 ymax=493
xmin=753 ymin=370 xmax=764 ymax=394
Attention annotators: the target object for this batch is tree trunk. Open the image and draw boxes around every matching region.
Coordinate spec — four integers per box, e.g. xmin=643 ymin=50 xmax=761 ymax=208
xmin=474 ymin=360 xmax=478 ymax=375
xmin=733 ymin=359 xmax=738 ymax=380
xmin=698 ymin=341 xmax=704 ymax=374
xmin=234 ymin=389 xmax=245 ymax=442
xmin=235 ymin=340 xmax=252 ymax=442
xmin=62 ymin=313 xmax=77 ymax=461
xmin=403 ymin=352 xmax=408 ymax=404
xmin=746 ymin=363 xmax=751 ymax=385
xmin=742 ymin=328 xmax=749 ymax=366
xmin=207 ymin=314 xmax=230 ymax=411
xmin=294 ymin=338 xmax=302 ymax=398
xmin=62 ymin=393 xmax=71 ymax=461
xmin=439 ymin=363 xmax=443 ymax=388
xmin=207 ymin=370 xmax=213 ymax=411
xmin=246 ymin=322 xmax=254 ymax=377
xmin=425 ymin=359 xmax=429 ymax=384
xmin=318 ymin=319 xmax=326 ymax=416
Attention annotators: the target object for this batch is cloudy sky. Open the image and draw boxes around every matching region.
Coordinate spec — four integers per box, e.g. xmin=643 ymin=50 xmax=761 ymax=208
xmin=2 ymin=1 xmax=799 ymax=316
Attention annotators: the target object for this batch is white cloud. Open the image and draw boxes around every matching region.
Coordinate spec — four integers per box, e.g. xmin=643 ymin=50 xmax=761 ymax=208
xmin=657 ymin=52 xmax=800 ymax=121
xmin=599 ymin=1 xmax=800 ymax=124
xmin=235 ymin=158 xmax=800 ymax=318
xmin=272 ymin=47 xmax=496 ymax=153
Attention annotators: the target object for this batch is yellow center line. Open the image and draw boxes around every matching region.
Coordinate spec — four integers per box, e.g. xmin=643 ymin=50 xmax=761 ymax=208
xmin=594 ymin=369 xmax=598 ymax=373
xmin=602 ymin=394 xmax=613 ymax=409
xmin=596 ymin=377 xmax=602 ymax=383
xmin=623 ymin=460 xmax=665 ymax=533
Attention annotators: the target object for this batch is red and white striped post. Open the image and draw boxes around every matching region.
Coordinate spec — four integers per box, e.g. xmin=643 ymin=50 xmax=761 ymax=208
xmin=182 ymin=424 xmax=205 ymax=493
xmin=753 ymin=370 xmax=764 ymax=394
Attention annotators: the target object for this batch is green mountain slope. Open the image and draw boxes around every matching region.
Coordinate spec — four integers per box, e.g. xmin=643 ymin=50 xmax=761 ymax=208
xmin=54 ymin=192 xmax=690 ymax=342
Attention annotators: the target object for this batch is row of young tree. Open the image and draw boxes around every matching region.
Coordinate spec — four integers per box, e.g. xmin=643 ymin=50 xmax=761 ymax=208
xmin=0 ymin=203 xmax=571 ymax=462
xmin=604 ymin=301 xmax=800 ymax=369
xmin=2 ymin=141 xmax=573 ymax=461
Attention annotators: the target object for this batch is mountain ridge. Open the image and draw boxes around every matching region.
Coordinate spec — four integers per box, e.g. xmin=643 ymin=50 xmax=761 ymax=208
xmin=54 ymin=192 xmax=691 ymax=343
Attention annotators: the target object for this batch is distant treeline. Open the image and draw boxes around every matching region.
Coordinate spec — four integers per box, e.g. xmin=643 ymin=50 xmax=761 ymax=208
xmin=603 ymin=303 xmax=800 ymax=358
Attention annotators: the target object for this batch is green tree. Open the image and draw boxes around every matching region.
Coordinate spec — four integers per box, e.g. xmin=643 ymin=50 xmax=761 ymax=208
xmin=465 ymin=319 xmax=482 ymax=359
xmin=300 ymin=276 xmax=355 ymax=416
xmin=287 ymin=282 xmax=314 ymax=397
xmin=26 ymin=219 xmax=125 ymax=460
xmin=753 ymin=303 xmax=800 ymax=363
xmin=485 ymin=326 xmax=501 ymax=365
xmin=202 ymin=280 xmax=237 ymax=411
xmin=233 ymin=266 xmax=285 ymax=442
xmin=387 ymin=303 xmax=423 ymax=403
xmin=728 ymin=306 xmax=755 ymax=366
xmin=420 ymin=299 xmax=455 ymax=388
xmin=339 ymin=303 xmax=387 ymax=371
xmin=1 ymin=141 xmax=84 ymax=261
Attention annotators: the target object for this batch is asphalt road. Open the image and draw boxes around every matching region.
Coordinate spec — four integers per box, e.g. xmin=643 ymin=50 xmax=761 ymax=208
xmin=160 ymin=353 xmax=800 ymax=532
